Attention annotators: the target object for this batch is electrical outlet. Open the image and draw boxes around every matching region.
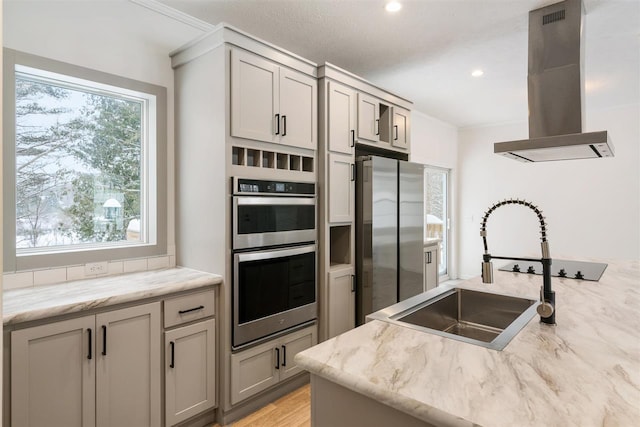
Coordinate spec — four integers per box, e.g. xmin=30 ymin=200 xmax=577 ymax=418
xmin=85 ymin=261 xmax=108 ymax=276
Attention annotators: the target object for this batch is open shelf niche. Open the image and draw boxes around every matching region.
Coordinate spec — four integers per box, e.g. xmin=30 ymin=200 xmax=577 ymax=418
xmin=232 ymin=145 xmax=313 ymax=173
xmin=329 ymin=225 xmax=351 ymax=268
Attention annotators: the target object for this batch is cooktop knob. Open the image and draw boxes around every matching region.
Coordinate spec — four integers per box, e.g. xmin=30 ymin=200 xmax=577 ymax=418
xmin=527 ymin=266 xmax=536 ymax=274
xmin=575 ymin=271 xmax=584 ymax=280
xmin=512 ymin=264 xmax=521 ymax=272
xmin=558 ymin=268 xmax=567 ymax=278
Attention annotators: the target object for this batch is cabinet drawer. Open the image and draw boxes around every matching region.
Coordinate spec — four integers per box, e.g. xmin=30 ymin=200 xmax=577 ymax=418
xmin=164 ymin=290 xmax=215 ymax=328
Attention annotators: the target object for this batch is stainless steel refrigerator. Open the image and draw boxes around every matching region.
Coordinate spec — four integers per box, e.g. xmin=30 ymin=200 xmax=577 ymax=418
xmin=356 ymin=155 xmax=425 ymax=325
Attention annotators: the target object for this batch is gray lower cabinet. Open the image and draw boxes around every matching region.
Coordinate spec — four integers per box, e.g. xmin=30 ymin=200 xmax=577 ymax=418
xmin=230 ymin=325 xmax=317 ymax=405
xmin=163 ymin=289 xmax=217 ymax=426
xmin=327 ymin=266 xmax=355 ymax=339
xmin=164 ymin=319 xmax=216 ymax=426
xmin=424 ymin=244 xmax=439 ymax=291
xmin=11 ymin=302 xmax=161 ymax=427
xmin=11 ymin=315 xmax=96 ymax=427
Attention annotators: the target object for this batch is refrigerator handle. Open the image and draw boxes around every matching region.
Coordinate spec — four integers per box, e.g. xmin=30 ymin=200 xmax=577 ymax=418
xmin=351 ymin=275 xmax=355 ymax=292
xmin=351 ymin=163 xmax=355 ymax=182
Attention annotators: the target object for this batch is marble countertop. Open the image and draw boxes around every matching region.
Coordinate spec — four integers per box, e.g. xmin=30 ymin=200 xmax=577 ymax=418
xmin=3 ymin=267 xmax=222 ymax=326
xmin=296 ymin=259 xmax=640 ymax=427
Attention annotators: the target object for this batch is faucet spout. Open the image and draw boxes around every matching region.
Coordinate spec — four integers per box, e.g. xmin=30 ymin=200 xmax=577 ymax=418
xmin=479 ymin=199 xmax=556 ymax=325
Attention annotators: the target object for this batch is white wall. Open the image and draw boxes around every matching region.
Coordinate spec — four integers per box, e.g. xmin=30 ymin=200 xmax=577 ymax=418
xmin=457 ymin=103 xmax=640 ymax=279
xmin=3 ymin=0 xmax=203 ymax=284
xmin=410 ymin=110 xmax=458 ymax=169
xmin=410 ymin=110 xmax=459 ymax=278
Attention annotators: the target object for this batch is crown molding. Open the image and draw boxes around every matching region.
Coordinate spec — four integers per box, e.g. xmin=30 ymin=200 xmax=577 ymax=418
xmin=129 ymin=0 xmax=215 ymax=32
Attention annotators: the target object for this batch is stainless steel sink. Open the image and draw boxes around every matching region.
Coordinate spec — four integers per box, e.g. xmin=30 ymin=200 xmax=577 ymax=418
xmin=367 ymin=285 xmax=538 ymax=350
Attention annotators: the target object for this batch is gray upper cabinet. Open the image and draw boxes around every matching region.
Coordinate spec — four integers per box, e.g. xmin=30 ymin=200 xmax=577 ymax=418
xmin=328 ymin=81 xmax=356 ymax=155
xmin=231 ymin=48 xmax=317 ymax=150
xmin=280 ymin=67 xmax=317 ymax=150
xmin=357 ymin=92 xmax=380 ymax=143
xmin=231 ymin=48 xmax=279 ymax=144
xmin=392 ymin=106 xmax=410 ymax=150
xmin=11 ymin=302 xmax=161 ymax=427
xmin=328 ymin=153 xmax=355 ymax=224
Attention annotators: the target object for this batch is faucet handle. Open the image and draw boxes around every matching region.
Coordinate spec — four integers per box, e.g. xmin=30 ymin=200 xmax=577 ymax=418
xmin=537 ymin=286 xmax=554 ymax=318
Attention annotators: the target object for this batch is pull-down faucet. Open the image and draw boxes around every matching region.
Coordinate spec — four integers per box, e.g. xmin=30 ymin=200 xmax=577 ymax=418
xmin=480 ymin=199 xmax=556 ymax=325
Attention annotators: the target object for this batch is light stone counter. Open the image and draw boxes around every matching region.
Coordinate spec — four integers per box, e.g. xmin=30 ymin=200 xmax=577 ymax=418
xmin=3 ymin=267 xmax=222 ymax=326
xmin=296 ymin=259 xmax=640 ymax=427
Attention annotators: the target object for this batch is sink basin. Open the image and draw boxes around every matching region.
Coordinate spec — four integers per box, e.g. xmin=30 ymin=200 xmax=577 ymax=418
xmin=368 ymin=285 xmax=538 ymax=350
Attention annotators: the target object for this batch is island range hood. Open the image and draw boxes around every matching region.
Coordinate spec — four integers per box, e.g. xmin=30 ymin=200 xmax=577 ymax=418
xmin=494 ymin=0 xmax=614 ymax=162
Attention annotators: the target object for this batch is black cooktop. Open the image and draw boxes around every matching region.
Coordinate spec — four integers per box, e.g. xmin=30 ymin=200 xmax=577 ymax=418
xmin=498 ymin=259 xmax=608 ymax=281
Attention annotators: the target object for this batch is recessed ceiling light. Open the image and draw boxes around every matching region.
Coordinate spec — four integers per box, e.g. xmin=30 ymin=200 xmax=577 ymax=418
xmin=471 ymin=69 xmax=484 ymax=77
xmin=385 ymin=1 xmax=402 ymax=13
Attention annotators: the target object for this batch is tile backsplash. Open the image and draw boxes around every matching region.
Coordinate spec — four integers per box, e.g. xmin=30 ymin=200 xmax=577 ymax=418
xmin=2 ymin=254 xmax=176 ymax=290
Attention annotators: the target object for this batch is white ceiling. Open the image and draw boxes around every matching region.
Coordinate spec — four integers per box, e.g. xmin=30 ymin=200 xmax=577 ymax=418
xmin=157 ymin=0 xmax=640 ymax=128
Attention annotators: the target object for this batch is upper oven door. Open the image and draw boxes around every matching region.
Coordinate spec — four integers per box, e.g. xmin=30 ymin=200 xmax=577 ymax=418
xmin=233 ymin=196 xmax=316 ymax=249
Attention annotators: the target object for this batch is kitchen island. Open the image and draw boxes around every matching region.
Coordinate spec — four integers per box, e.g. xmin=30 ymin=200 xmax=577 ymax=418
xmin=295 ymin=259 xmax=640 ymax=427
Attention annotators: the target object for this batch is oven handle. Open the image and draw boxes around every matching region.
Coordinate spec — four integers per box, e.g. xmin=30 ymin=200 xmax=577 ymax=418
xmin=236 ymin=244 xmax=316 ymax=263
xmin=235 ymin=196 xmax=315 ymax=206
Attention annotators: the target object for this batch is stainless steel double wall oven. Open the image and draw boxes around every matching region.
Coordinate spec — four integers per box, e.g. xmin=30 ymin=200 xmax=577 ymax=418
xmin=232 ymin=178 xmax=317 ymax=349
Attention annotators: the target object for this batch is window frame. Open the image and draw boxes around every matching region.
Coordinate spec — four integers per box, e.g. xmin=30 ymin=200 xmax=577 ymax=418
xmin=3 ymin=48 xmax=167 ymax=272
xmin=423 ymin=165 xmax=451 ymax=279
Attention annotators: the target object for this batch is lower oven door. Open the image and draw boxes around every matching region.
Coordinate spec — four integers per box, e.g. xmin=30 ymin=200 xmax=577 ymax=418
xmin=233 ymin=244 xmax=317 ymax=349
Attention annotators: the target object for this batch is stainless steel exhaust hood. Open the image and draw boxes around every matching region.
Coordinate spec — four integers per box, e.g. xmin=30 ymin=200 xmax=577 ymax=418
xmin=494 ymin=0 xmax=614 ymax=162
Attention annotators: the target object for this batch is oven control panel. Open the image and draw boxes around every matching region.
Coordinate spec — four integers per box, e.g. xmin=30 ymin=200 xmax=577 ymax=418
xmin=233 ymin=178 xmax=315 ymax=196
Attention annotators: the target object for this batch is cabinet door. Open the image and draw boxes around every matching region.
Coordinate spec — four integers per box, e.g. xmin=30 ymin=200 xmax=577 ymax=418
xmin=11 ymin=316 xmax=96 ymax=427
xmin=424 ymin=247 xmax=439 ymax=291
xmin=165 ymin=319 xmax=216 ymax=426
xmin=96 ymin=303 xmax=161 ymax=427
xmin=279 ymin=326 xmax=318 ymax=381
xmin=392 ymin=106 xmax=410 ymax=150
xmin=231 ymin=48 xmax=279 ymax=143
xmin=327 ymin=267 xmax=356 ymax=339
xmin=328 ymin=81 xmax=356 ymax=155
xmin=230 ymin=340 xmax=279 ymax=405
xmin=280 ymin=68 xmax=317 ymax=150
xmin=357 ymin=93 xmax=380 ymax=143
xmin=328 ymin=153 xmax=355 ymax=223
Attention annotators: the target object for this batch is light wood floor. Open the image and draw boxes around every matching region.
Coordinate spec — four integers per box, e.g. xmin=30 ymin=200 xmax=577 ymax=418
xmin=212 ymin=384 xmax=311 ymax=427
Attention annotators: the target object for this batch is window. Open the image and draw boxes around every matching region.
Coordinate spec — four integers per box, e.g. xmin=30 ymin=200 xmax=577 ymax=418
xmin=3 ymin=49 xmax=167 ymax=271
xmin=424 ymin=167 xmax=450 ymax=277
